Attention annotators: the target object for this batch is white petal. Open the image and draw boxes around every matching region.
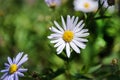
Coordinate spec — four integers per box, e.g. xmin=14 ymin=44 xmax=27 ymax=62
xmin=50 ymin=34 xmax=62 ymax=38
xmin=54 ymin=21 xmax=64 ymax=32
xmin=50 ymin=38 xmax=62 ymax=43
xmin=71 ymin=16 xmax=75 ymax=23
xmin=74 ymin=23 xmax=84 ymax=33
xmin=73 ymin=39 xmax=86 ymax=49
xmin=69 ymin=16 xmax=75 ymax=30
xmin=74 ymin=20 xmax=83 ymax=31
xmin=61 ymin=16 xmax=66 ymax=30
xmin=66 ymin=43 xmax=71 ymax=58
xmin=56 ymin=42 xmax=65 ymax=54
xmin=66 ymin=15 xmax=71 ymax=30
xmin=70 ymin=41 xmax=80 ymax=53
xmin=50 ymin=26 xmax=63 ymax=34
xmin=74 ymin=37 xmax=88 ymax=42
xmin=77 ymin=29 xmax=88 ymax=34
xmin=48 ymin=36 xmax=52 ymax=39
xmin=48 ymin=34 xmax=62 ymax=40
xmin=73 ymin=17 xmax=79 ymax=27
xmin=75 ymin=33 xmax=89 ymax=37
xmin=54 ymin=39 xmax=64 ymax=47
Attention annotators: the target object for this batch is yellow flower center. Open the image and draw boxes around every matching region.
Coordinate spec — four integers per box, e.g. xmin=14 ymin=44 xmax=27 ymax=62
xmin=84 ymin=2 xmax=90 ymax=9
xmin=63 ymin=30 xmax=74 ymax=42
xmin=9 ymin=64 xmax=18 ymax=74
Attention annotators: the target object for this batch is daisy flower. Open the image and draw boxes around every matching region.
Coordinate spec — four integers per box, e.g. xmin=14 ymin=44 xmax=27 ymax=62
xmin=73 ymin=0 xmax=98 ymax=13
xmin=0 ymin=52 xmax=28 ymax=80
xmin=48 ymin=15 xmax=89 ymax=58
xmin=45 ymin=0 xmax=61 ymax=8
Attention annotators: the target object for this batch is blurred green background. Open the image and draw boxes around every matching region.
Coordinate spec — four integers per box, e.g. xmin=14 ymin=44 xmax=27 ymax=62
xmin=0 ymin=0 xmax=120 ymax=80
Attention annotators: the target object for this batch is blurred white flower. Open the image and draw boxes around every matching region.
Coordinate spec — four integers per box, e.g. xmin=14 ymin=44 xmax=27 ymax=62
xmin=48 ymin=15 xmax=89 ymax=58
xmin=73 ymin=0 xmax=98 ymax=13
xmin=45 ymin=0 xmax=61 ymax=8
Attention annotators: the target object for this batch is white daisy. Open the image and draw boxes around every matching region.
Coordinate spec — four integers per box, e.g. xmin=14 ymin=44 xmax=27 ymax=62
xmin=73 ymin=0 xmax=98 ymax=13
xmin=48 ymin=15 xmax=89 ymax=58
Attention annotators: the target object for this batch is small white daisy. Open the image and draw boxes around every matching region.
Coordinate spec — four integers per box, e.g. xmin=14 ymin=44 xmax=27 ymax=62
xmin=73 ymin=0 xmax=98 ymax=13
xmin=45 ymin=0 xmax=61 ymax=8
xmin=48 ymin=15 xmax=89 ymax=58
xmin=0 ymin=52 xmax=28 ymax=80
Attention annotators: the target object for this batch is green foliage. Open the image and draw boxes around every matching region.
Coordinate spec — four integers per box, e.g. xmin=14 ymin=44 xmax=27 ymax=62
xmin=0 ymin=0 xmax=120 ymax=80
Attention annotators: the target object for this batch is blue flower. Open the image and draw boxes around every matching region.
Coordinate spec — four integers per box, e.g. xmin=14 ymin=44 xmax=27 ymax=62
xmin=0 ymin=52 xmax=28 ymax=80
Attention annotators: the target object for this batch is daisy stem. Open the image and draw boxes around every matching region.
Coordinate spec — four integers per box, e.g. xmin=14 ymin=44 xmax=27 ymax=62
xmin=93 ymin=0 xmax=105 ymax=17
xmin=103 ymin=6 xmax=109 ymax=14
xmin=65 ymin=59 xmax=72 ymax=80
xmin=84 ymin=13 xmax=88 ymax=20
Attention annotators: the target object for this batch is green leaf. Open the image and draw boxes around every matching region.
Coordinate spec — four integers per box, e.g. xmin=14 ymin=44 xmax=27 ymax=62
xmin=88 ymin=64 xmax=102 ymax=73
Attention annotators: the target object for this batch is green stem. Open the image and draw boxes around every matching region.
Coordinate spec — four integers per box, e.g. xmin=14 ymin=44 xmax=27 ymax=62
xmin=65 ymin=59 xmax=72 ymax=80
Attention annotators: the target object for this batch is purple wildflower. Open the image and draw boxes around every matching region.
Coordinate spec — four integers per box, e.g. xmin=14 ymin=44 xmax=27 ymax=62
xmin=45 ymin=0 xmax=61 ymax=8
xmin=0 ymin=52 xmax=28 ymax=80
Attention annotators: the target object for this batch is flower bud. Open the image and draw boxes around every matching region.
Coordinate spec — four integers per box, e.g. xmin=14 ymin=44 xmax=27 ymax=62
xmin=111 ymin=58 xmax=118 ymax=65
xmin=107 ymin=0 xmax=115 ymax=6
xmin=45 ymin=0 xmax=61 ymax=9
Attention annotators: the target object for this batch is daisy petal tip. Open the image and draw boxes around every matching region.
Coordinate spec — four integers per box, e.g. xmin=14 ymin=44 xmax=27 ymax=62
xmin=47 ymin=36 xmax=51 ymax=39
xmin=67 ymin=55 xmax=70 ymax=58
xmin=61 ymin=16 xmax=63 ymax=18
xmin=49 ymin=27 xmax=52 ymax=30
xmin=18 ymin=52 xmax=24 ymax=55
xmin=85 ymin=33 xmax=90 ymax=36
xmin=54 ymin=20 xmax=57 ymax=23
xmin=57 ymin=52 xmax=61 ymax=55
xmin=67 ymin=15 xmax=70 ymax=18
xmin=77 ymin=50 xmax=80 ymax=53
xmin=50 ymin=41 xmax=53 ymax=43
xmin=54 ymin=45 xmax=57 ymax=48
